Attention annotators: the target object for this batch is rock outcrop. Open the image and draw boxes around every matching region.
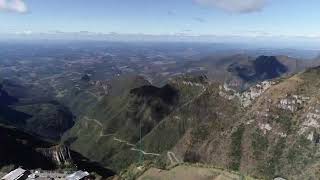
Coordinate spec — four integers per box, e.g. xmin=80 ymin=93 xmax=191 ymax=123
xmin=37 ymin=145 xmax=72 ymax=166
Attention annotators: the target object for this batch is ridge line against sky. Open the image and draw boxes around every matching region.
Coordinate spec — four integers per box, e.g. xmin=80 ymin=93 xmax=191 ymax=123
xmin=0 ymin=0 xmax=320 ymax=46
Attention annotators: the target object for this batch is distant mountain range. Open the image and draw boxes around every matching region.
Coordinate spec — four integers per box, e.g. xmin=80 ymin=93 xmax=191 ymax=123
xmin=188 ymin=54 xmax=320 ymax=90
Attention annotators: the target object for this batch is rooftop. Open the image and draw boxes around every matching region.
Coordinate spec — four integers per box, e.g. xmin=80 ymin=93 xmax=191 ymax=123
xmin=66 ymin=171 xmax=89 ymax=180
xmin=1 ymin=168 xmax=28 ymax=180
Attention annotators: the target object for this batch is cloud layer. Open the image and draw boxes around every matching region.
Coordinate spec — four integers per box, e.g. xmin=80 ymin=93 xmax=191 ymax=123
xmin=195 ymin=0 xmax=266 ymax=13
xmin=0 ymin=0 xmax=27 ymax=13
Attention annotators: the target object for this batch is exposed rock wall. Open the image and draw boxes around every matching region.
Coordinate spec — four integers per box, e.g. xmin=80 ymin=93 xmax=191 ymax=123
xmin=37 ymin=145 xmax=72 ymax=166
xmin=219 ymin=80 xmax=276 ymax=107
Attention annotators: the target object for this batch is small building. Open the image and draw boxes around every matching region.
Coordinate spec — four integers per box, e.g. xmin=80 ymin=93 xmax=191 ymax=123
xmin=1 ymin=168 xmax=30 ymax=180
xmin=274 ymin=177 xmax=286 ymax=180
xmin=66 ymin=171 xmax=90 ymax=180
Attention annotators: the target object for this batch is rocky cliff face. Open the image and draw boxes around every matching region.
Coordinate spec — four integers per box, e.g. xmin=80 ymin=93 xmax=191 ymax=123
xmin=219 ymin=80 xmax=276 ymax=107
xmin=37 ymin=145 xmax=72 ymax=166
xmin=0 ymin=124 xmax=115 ymax=178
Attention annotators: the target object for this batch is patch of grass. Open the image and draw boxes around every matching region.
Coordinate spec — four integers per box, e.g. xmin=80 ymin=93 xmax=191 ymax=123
xmin=191 ymin=124 xmax=209 ymax=142
xmin=153 ymin=156 xmax=167 ymax=169
xmin=251 ymin=130 xmax=268 ymax=159
xmin=184 ymin=150 xmax=201 ymax=163
xmin=229 ymin=125 xmax=245 ymax=171
xmin=274 ymin=113 xmax=293 ymax=134
xmin=287 ymin=135 xmax=312 ymax=164
xmin=262 ymin=138 xmax=285 ymax=178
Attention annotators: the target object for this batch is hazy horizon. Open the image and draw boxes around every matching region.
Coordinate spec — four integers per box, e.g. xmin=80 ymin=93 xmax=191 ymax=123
xmin=1 ymin=0 xmax=320 ymax=49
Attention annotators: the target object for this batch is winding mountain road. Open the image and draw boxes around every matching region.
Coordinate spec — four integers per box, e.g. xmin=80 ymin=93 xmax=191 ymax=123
xmin=167 ymin=151 xmax=180 ymax=164
xmin=131 ymin=148 xmax=160 ymax=156
xmin=83 ymin=116 xmax=161 ymax=157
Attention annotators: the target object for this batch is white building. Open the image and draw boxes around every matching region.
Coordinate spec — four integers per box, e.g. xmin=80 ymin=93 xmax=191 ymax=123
xmin=66 ymin=171 xmax=90 ymax=180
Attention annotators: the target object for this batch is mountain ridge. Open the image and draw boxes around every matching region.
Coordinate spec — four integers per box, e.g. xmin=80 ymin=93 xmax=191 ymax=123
xmin=63 ymin=65 xmax=320 ymax=179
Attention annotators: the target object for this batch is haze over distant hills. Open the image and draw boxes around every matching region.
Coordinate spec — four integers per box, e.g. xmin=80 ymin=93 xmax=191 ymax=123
xmin=1 ymin=32 xmax=320 ymax=51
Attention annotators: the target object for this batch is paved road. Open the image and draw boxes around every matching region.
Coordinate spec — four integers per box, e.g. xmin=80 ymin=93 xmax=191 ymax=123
xmin=131 ymin=148 xmax=160 ymax=156
xmin=83 ymin=116 xmax=161 ymax=156
xmin=167 ymin=151 xmax=180 ymax=164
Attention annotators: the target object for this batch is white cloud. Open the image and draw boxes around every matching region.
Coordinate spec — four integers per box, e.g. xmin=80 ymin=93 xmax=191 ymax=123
xmin=195 ymin=0 xmax=267 ymax=13
xmin=0 ymin=0 xmax=27 ymax=13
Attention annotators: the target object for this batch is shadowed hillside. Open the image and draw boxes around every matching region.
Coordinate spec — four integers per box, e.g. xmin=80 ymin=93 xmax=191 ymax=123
xmin=228 ymin=55 xmax=288 ymax=82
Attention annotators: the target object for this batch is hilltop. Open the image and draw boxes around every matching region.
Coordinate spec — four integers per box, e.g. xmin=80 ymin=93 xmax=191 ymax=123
xmin=194 ymin=54 xmax=317 ymax=90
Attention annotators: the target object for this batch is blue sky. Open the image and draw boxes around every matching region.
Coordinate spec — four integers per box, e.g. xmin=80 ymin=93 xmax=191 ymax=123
xmin=0 ymin=0 xmax=320 ymax=39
